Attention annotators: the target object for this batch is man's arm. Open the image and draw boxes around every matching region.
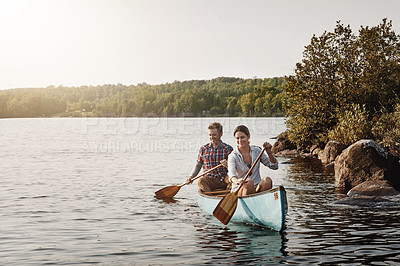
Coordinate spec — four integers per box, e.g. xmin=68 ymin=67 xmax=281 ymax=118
xmin=186 ymin=162 xmax=203 ymax=184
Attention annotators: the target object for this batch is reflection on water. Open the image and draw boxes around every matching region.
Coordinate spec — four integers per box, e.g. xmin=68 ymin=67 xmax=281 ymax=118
xmin=194 ymin=224 xmax=287 ymax=264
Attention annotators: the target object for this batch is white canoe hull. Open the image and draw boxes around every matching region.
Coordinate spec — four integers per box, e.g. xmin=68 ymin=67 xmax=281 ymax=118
xmin=198 ymin=186 xmax=288 ymax=231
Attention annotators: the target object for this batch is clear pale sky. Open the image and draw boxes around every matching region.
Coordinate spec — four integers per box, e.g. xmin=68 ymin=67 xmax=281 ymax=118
xmin=0 ymin=0 xmax=399 ymax=90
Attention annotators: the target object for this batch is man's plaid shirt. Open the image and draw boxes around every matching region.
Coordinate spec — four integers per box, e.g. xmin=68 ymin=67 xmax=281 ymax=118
xmin=197 ymin=142 xmax=233 ymax=181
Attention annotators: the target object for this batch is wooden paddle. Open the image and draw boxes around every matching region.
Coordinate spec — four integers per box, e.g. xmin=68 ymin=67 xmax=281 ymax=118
xmin=213 ymin=147 xmax=266 ymax=225
xmin=154 ymin=163 xmax=224 ymax=199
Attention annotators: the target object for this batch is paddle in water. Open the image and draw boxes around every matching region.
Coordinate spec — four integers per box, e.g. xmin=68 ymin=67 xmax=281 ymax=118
xmin=213 ymin=147 xmax=266 ymax=225
xmin=155 ymin=163 xmax=223 ymax=199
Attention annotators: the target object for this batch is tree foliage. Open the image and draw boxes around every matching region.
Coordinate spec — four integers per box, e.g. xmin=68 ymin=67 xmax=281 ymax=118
xmin=328 ymin=104 xmax=372 ymax=145
xmin=0 ymin=77 xmax=286 ymax=118
xmin=372 ymin=104 xmax=400 ymax=157
xmin=284 ymin=19 xmax=400 ymax=149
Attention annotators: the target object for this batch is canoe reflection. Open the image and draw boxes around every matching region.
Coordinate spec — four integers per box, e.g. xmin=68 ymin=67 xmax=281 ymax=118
xmin=194 ymin=223 xmax=287 ymax=264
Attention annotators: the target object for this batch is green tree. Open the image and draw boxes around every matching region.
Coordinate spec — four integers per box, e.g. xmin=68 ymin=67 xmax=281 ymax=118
xmin=285 ymin=19 xmax=400 ymax=148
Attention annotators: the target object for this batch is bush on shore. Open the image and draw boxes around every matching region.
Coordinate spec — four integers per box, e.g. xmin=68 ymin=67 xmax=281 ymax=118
xmin=328 ymin=104 xmax=372 ymax=146
xmin=372 ymin=104 xmax=400 ymax=157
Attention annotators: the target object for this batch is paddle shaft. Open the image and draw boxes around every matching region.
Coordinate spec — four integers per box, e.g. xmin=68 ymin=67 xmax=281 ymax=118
xmin=155 ymin=163 xmax=224 ymax=199
xmin=234 ymin=147 xmax=267 ymax=194
xmin=181 ymin=163 xmax=224 ymax=186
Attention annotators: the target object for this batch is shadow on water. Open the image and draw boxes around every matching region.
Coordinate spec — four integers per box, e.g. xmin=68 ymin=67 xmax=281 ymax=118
xmin=193 ymin=223 xmax=287 ymax=265
xmin=155 ymin=196 xmax=178 ymax=204
xmin=285 ymin=157 xmax=334 ymax=182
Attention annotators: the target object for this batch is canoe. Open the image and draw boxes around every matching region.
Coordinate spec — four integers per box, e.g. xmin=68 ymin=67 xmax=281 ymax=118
xmin=198 ymin=186 xmax=288 ymax=231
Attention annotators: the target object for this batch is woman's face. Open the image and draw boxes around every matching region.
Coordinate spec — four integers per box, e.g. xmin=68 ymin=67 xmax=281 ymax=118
xmin=234 ymin=131 xmax=250 ymax=148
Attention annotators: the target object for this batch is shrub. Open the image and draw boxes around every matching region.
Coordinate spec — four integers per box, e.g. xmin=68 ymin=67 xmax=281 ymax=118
xmin=372 ymin=104 xmax=400 ymax=156
xmin=328 ymin=104 xmax=372 ymax=145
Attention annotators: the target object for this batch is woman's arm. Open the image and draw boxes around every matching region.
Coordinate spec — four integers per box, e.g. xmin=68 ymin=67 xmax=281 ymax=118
xmin=261 ymin=142 xmax=278 ymax=169
xmin=264 ymin=142 xmax=276 ymax=163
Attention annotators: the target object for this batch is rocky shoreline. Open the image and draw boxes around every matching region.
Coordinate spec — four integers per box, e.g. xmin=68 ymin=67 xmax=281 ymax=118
xmin=272 ymin=132 xmax=400 ymax=207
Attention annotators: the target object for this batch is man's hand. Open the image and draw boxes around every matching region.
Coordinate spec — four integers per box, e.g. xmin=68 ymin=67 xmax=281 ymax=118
xmin=220 ymin=159 xmax=228 ymax=168
xmin=185 ymin=177 xmax=193 ymax=184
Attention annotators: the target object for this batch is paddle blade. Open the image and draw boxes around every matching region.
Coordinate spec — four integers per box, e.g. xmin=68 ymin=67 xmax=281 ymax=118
xmin=212 ymin=193 xmax=238 ymax=225
xmin=155 ymin=185 xmax=181 ymax=199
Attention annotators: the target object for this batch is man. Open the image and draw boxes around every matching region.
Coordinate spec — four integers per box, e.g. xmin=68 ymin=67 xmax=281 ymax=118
xmin=186 ymin=122 xmax=233 ymax=193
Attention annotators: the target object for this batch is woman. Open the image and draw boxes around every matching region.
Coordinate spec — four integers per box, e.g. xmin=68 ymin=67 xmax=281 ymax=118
xmin=228 ymin=125 xmax=278 ymax=196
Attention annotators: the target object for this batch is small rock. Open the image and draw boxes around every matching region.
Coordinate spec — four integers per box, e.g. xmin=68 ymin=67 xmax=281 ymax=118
xmin=335 ymin=196 xmax=400 ymax=208
xmin=347 ymin=180 xmax=400 ymax=197
xmin=318 ymin=141 xmax=347 ymax=164
xmin=272 ymin=131 xmax=296 ymax=154
xmin=312 ymin=147 xmax=323 ymax=157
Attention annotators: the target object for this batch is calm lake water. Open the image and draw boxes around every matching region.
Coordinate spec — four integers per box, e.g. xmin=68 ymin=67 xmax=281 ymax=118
xmin=1 ymin=117 xmax=400 ymax=265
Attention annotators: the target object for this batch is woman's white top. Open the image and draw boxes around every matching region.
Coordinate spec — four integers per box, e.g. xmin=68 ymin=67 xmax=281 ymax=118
xmin=228 ymin=145 xmax=278 ymax=191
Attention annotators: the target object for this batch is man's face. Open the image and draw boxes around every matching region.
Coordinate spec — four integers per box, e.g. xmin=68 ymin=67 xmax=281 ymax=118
xmin=209 ymin=128 xmax=222 ymax=146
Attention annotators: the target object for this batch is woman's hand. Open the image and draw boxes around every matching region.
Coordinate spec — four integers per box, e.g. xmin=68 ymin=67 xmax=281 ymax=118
xmin=233 ymin=177 xmax=247 ymax=186
xmin=263 ymin=141 xmax=272 ymax=152
xmin=263 ymin=141 xmax=277 ymax=163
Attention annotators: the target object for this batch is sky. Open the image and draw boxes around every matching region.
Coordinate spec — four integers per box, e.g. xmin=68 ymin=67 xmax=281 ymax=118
xmin=0 ymin=0 xmax=399 ymax=90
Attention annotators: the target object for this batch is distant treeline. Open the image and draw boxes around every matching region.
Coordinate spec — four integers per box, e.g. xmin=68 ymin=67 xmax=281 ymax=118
xmin=0 ymin=77 xmax=286 ymax=118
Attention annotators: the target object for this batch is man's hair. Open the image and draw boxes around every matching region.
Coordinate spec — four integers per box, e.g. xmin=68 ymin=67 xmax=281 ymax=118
xmin=208 ymin=122 xmax=223 ymax=135
xmin=233 ymin=125 xmax=250 ymax=136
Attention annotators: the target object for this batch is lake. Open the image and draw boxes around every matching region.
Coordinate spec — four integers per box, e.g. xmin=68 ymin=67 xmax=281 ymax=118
xmin=1 ymin=117 xmax=400 ymax=265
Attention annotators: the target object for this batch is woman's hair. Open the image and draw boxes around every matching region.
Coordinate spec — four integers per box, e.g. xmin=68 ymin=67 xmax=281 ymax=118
xmin=233 ymin=125 xmax=250 ymax=136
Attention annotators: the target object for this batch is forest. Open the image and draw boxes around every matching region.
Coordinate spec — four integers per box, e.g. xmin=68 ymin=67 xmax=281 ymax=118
xmin=0 ymin=77 xmax=285 ymax=118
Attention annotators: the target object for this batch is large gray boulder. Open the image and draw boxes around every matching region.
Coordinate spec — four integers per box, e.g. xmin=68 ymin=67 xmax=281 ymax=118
xmin=334 ymin=139 xmax=400 ymax=190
